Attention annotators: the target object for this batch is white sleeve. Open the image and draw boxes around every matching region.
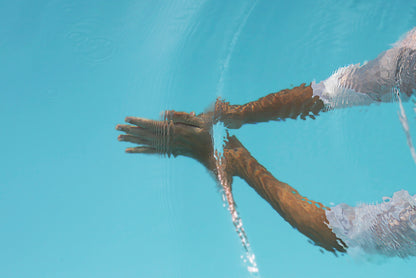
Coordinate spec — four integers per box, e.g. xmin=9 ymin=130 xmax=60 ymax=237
xmin=313 ymin=27 xmax=416 ymax=109
xmin=326 ymin=190 xmax=416 ymax=258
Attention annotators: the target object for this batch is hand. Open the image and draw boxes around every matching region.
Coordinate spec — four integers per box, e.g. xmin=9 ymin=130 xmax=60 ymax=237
xmin=116 ymin=111 xmax=215 ymax=167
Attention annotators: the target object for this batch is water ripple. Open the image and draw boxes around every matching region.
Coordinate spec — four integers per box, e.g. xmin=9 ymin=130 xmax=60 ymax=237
xmin=66 ymin=19 xmax=116 ymax=64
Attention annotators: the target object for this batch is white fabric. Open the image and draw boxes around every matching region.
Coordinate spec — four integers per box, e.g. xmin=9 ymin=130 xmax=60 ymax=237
xmin=311 ymin=29 xmax=416 ymax=257
xmin=312 ymin=27 xmax=416 ymax=108
xmin=326 ymin=190 xmax=416 ymax=257
xmin=311 ymin=65 xmax=375 ymax=108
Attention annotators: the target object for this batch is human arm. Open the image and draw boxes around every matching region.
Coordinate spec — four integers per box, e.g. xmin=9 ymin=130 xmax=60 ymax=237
xmin=215 ymin=28 xmax=416 ymax=129
xmin=116 ymin=112 xmax=346 ymax=253
xmin=214 ymin=83 xmax=325 ymax=129
xmin=223 ymin=135 xmax=346 ymax=253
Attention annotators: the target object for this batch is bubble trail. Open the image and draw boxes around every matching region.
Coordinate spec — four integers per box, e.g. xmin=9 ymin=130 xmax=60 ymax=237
xmin=214 ymin=138 xmax=260 ymax=277
xmin=396 ymin=89 xmax=416 ymax=164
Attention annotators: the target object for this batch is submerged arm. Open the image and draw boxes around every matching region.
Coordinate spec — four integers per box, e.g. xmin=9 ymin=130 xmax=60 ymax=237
xmin=223 ymin=135 xmax=346 ymax=253
xmin=116 ymin=112 xmax=346 ymax=253
xmin=215 ymin=83 xmax=325 ymax=129
xmin=215 ymin=28 xmax=416 ymax=129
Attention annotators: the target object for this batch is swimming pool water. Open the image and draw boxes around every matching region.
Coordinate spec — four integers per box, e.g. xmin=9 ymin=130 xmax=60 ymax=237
xmin=1 ymin=1 xmax=416 ymax=277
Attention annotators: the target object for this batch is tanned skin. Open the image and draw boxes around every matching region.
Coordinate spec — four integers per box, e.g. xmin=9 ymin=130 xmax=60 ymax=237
xmin=116 ymin=83 xmax=347 ymax=253
xmin=117 ymin=28 xmax=416 ymax=255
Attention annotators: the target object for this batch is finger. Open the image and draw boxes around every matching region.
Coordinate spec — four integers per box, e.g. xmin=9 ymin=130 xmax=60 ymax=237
xmin=125 ymin=117 xmax=158 ymax=129
xmin=118 ymin=134 xmax=152 ymax=145
xmin=116 ymin=124 xmax=149 ymax=136
xmin=125 ymin=146 xmax=158 ymax=154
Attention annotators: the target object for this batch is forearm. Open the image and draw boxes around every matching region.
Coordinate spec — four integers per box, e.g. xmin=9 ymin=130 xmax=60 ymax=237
xmin=215 ymin=83 xmax=325 ymax=129
xmin=222 ymin=136 xmax=346 ymax=253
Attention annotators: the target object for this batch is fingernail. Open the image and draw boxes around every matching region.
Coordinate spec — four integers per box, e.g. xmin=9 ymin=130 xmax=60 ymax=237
xmin=115 ymin=125 xmax=121 ymax=130
xmin=125 ymin=117 xmax=132 ymax=123
xmin=118 ymin=135 xmax=124 ymax=141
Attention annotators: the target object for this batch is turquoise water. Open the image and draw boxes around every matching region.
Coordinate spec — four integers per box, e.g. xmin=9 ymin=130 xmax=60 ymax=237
xmin=1 ymin=0 xmax=416 ymax=277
